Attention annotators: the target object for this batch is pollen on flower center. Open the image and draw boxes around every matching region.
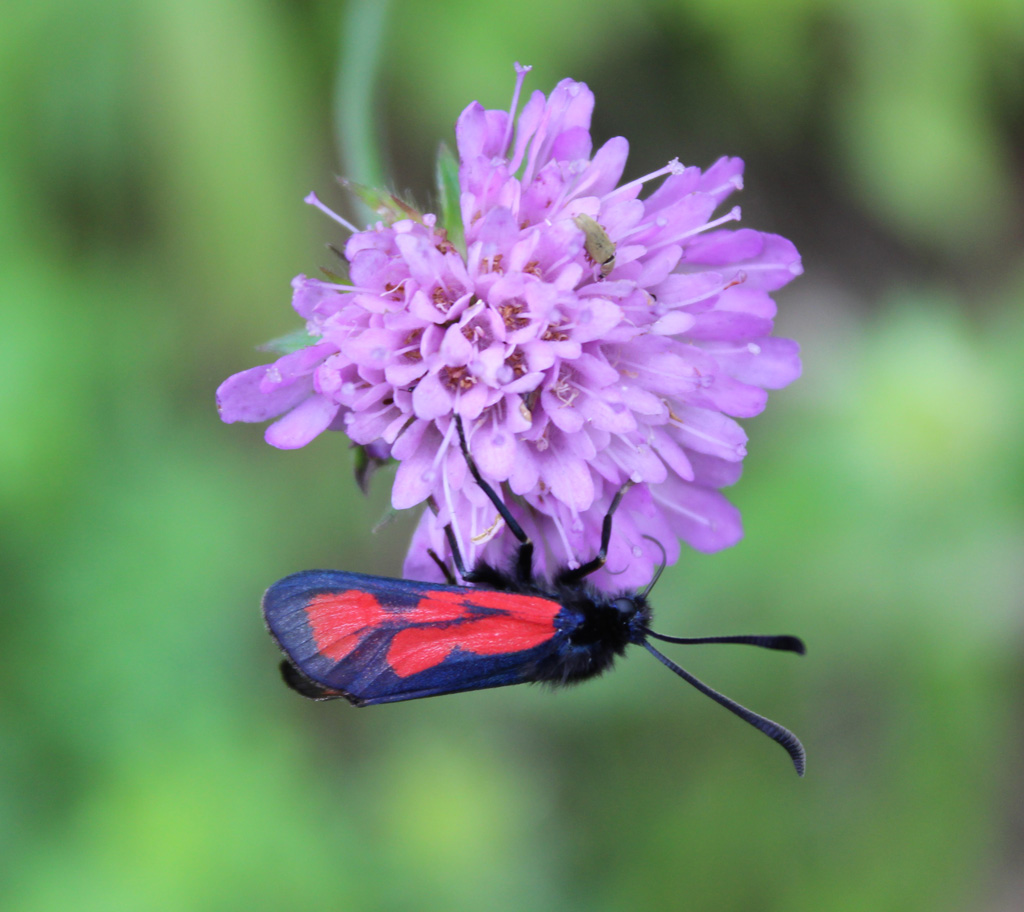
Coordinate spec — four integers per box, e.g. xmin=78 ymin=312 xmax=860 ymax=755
xmin=441 ymin=365 xmax=476 ymax=391
xmin=552 ymin=369 xmax=578 ymax=406
xmin=505 ymin=350 xmax=528 ymax=379
xmin=481 ymin=254 xmax=504 ymax=275
xmin=432 ymin=285 xmax=455 ymax=312
xmin=499 ymin=301 xmax=529 ymax=331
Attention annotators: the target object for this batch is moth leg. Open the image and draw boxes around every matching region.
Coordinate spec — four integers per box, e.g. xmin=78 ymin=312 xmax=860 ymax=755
xmin=454 ymin=415 xmax=534 ymax=582
xmin=427 ymin=548 xmax=458 ymax=586
xmin=422 ymin=492 xmax=473 ymax=583
xmin=558 ymin=481 xmax=633 ymax=584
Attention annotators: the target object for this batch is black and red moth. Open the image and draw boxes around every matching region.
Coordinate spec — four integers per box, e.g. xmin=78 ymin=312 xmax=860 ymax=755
xmin=264 ymin=419 xmax=807 ymax=775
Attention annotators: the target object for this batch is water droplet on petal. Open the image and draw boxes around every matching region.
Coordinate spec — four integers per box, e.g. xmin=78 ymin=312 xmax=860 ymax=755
xmin=632 ymin=545 xmax=643 ymax=558
xmin=747 ymin=342 xmax=761 ymax=355
xmin=265 ymin=367 xmax=282 ymax=383
xmin=422 ymin=469 xmax=437 ymax=484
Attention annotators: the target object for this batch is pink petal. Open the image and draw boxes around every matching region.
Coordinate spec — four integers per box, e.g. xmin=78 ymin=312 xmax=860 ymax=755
xmin=264 ymin=394 xmax=340 ymax=449
xmin=706 ymin=337 xmax=802 ymax=389
xmin=652 ymin=477 xmax=743 ymax=553
xmin=217 ymin=366 xmax=313 ymax=424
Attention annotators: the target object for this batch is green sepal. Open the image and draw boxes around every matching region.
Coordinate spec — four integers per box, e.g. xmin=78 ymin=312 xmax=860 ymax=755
xmin=319 ymin=245 xmax=351 ymax=284
xmin=259 ymin=328 xmax=321 ymax=354
xmin=352 ymin=443 xmax=394 ymax=495
xmin=339 ymin=177 xmax=423 ymax=225
xmin=435 ymin=142 xmax=465 ymax=256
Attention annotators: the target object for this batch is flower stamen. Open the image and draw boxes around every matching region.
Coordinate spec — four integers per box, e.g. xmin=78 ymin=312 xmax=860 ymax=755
xmin=304 ymin=192 xmax=359 ymax=233
xmin=502 ymin=62 xmax=533 ymax=158
xmin=441 ymin=365 xmax=477 ymax=391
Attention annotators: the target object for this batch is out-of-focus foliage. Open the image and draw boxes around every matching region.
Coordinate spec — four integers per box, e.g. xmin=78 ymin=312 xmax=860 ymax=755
xmin=2 ymin=1 xmax=1021 ymax=911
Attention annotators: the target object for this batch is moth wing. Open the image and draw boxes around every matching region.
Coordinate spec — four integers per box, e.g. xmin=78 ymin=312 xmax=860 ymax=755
xmin=263 ymin=570 xmax=563 ymax=704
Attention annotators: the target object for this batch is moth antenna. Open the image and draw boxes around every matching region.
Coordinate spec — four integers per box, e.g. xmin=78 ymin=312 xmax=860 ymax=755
xmin=639 ymin=535 xmax=667 ymax=599
xmin=644 ymin=630 xmax=806 ymax=655
xmin=643 ymin=641 xmax=806 ymax=776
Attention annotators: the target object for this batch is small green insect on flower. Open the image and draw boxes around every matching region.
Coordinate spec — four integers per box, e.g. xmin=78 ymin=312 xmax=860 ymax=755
xmin=573 ymin=213 xmax=616 ymax=278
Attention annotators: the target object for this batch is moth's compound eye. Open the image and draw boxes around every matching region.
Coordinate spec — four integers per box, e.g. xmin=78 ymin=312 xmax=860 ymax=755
xmin=611 ymin=597 xmax=636 ymax=615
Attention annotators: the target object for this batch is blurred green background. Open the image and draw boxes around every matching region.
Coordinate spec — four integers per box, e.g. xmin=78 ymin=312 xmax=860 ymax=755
xmin=3 ymin=1 xmax=1023 ymax=910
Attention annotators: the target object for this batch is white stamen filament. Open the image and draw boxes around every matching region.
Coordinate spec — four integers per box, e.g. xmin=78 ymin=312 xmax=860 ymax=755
xmin=502 ymin=62 xmax=533 ymax=158
xmin=684 ymin=206 xmax=742 ymax=237
xmin=304 ymin=192 xmax=359 ymax=233
xmin=704 ymin=172 xmax=744 ymax=200
xmin=652 ymin=489 xmax=714 ymax=528
xmin=626 ymin=206 xmax=742 ymax=254
xmin=604 ymin=158 xmax=685 ymax=204
xmin=548 ymin=508 xmax=579 ymax=571
xmin=302 ymin=277 xmax=399 ymax=296
xmin=666 ymin=411 xmax=745 ymax=457
xmin=641 ymin=272 xmax=747 ymax=311
xmin=706 ymin=342 xmax=763 ymax=356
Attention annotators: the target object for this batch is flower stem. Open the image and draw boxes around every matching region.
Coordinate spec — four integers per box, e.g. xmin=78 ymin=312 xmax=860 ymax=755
xmin=335 ymin=0 xmax=392 ymax=224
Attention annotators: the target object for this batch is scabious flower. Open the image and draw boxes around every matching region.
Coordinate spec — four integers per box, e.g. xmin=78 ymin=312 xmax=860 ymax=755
xmin=217 ymin=64 xmax=801 ymax=590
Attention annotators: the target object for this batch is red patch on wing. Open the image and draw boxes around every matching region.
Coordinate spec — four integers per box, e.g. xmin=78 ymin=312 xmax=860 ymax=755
xmin=400 ymin=589 xmax=477 ymax=624
xmin=306 ymin=590 xmax=388 ymax=661
xmin=387 ymin=592 xmax=560 ymax=677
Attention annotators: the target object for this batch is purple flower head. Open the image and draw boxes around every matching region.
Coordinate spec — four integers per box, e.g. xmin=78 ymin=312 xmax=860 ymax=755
xmin=217 ymin=65 xmax=802 ymax=589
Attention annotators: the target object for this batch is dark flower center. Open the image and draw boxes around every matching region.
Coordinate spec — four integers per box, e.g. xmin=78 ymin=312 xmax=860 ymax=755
xmin=403 ymin=329 xmax=423 ymax=361
xmin=481 ymin=253 xmax=504 ymax=275
xmin=499 ymin=300 xmax=529 ymax=331
xmin=505 ymin=350 xmax=528 ymax=378
xmin=432 ymin=285 xmax=455 ymax=313
xmin=441 ymin=365 xmax=476 ymax=391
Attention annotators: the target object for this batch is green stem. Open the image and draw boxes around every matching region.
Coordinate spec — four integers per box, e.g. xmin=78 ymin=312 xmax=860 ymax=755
xmin=335 ymin=0 xmax=392 ymax=224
